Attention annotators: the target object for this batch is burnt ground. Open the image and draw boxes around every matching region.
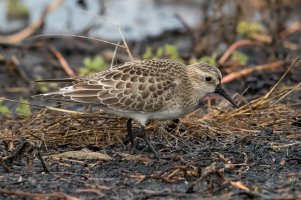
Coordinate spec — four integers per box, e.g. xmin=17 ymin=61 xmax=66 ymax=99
xmin=0 ymin=109 xmax=301 ymax=200
xmin=1 ymin=1 xmax=301 ymax=199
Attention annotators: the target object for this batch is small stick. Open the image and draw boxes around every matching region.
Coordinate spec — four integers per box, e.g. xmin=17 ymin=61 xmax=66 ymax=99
xmin=0 ymin=0 xmax=64 ymax=44
xmin=46 ymin=106 xmax=86 ymax=114
xmin=37 ymin=148 xmax=50 ymax=173
xmin=29 ymin=34 xmax=125 ymax=48
xmin=263 ymin=58 xmax=300 ymax=99
xmin=110 ymin=40 xmax=121 ymax=69
xmin=48 ymin=45 xmax=76 ymax=78
xmin=221 ymin=60 xmax=285 ymax=84
xmin=116 ymin=24 xmax=133 ymax=60
xmin=6 ymin=141 xmax=30 ymax=165
xmin=280 ymin=21 xmax=301 ymax=37
xmin=0 ymin=97 xmax=46 ymax=109
xmin=218 ymin=40 xmax=257 ymax=65
xmin=272 ymin=83 xmax=301 ymax=105
xmin=0 ymin=188 xmax=48 ymax=199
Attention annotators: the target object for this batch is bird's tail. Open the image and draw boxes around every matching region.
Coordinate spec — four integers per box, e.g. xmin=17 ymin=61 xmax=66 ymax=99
xmin=32 ymin=78 xmax=75 ymax=101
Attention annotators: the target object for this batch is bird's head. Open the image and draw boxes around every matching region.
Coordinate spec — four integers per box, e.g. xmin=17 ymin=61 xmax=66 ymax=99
xmin=186 ymin=62 xmax=238 ymax=108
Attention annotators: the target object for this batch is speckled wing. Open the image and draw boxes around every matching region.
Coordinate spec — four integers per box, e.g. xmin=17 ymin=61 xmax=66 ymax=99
xmin=53 ymin=60 xmax=186 ymax=112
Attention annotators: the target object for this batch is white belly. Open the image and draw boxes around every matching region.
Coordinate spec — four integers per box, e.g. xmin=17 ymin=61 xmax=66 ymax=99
xmin=101 ymin=108 xmax=185 ymax=126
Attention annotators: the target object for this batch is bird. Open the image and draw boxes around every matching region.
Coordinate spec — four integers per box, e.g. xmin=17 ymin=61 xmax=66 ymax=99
xmin=34 ymin=59 xmax=238 ymax=157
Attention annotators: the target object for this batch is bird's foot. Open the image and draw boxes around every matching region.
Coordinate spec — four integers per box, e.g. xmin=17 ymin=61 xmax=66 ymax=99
xmin=142 ymin=137 xmax=160 ymax=159
xmin=136 ymin=130 xmax=159 ymax=159
xmin=123 ymin=128 xmax=140 ymax=147
xmin=123 ymin=129 xmax=159 ymax=159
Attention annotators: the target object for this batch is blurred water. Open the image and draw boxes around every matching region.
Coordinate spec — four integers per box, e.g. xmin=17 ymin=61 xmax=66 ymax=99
xmin=0 ymin=0 xmax=202 ymax=41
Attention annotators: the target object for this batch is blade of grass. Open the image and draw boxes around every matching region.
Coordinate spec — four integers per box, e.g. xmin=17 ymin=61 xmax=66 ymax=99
xmin=29 ymin=34 xmax=125 ymax=48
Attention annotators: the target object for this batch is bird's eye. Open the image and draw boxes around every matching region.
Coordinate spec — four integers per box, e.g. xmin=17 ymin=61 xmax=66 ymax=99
xmin=205 ymin=77 xmax=212 ymax=82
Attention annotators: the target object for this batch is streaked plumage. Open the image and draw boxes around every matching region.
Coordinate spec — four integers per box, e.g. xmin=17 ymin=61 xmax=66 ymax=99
xmin=34 ymin=59 xmax=237 ymax=157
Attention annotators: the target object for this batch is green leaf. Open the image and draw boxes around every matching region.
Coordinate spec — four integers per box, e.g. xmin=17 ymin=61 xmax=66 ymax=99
xmin=231 ymin=51 xmax=249 ymax=65
xmin=0 ymin=101 xmax=12 ymax=118
xmin=6 ymin=0 xmax=29 ymax=20
xmin=80 ymin=55 xmax=107 ymax=76
xmin=92 ymin=56 xmax=106 ymax=69
xmin=164 ymin=44 xmax=179 ymax=60
xmin=199 ymin=54 xmax=217 ymax=66
xmin=36 ymin=82 xmax=49 ymax=93
xmin=236 ymin=21 xmax=263 ymax=36
xmin=83 ymin=57 xmax=92 ymax=69
xmin=79 ymin=68 xmax=89 ymax=76
xmin=16 ymin=98 xmax=32 ymax=117
xmin=142 ymin=44 xmax=183 ymax=62
xmin=155 ymin=47 xmax=164 ymax=58
xmin=142 ymin=47 xmax=153 ymax=60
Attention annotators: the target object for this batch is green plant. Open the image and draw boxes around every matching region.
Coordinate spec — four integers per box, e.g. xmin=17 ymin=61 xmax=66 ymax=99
xmin=231 ymin=51 xmax=249 ymax=65
xmin=199 ymin=54 xmax=217 ymax=66
xmin=16 ymin=97 xmax=32 ymax=117
xmin=80 ymin=55 xmax=107 ymax=76
xmin=6 ymin=0 xmax=29 ymax=20
xmin=236 ymin=21 xmax=263 ymax=36
xmin=163 ymin=44 xmax=181 ymax=61
xmin=142 ymin=44 xmax=183 ymax=62
xmin=142 ymin=47 xmax=153 ymax=60
xmin=0 ymin=100 xmax=12 ymax=118
xmin=35 ymin=76 xmax=50 ymax=93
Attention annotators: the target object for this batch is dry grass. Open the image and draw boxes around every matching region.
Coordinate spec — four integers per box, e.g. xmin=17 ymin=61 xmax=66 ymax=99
xmin=184 ymin=84 xmax=301 ymax=138
xmin=1 ymin=83 xmax=300 ymax=148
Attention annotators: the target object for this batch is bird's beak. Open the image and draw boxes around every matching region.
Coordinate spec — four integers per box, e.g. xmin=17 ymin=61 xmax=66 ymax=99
xmin=214 ymin=84 xmax=238 ymax=108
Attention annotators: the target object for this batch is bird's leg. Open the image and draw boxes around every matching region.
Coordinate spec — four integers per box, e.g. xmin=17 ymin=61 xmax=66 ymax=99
xmin=123 ymin=120 xmax=159 ymax=158
xmin=165 ymin=119 xmax=180 ymax=133
xmin=173 ymin=119 xmax=180 ymax=124
xmin=138 ymin=125 xmax=159 ymax=159
xmin=123 ymin=119 xmax=136 ymax=149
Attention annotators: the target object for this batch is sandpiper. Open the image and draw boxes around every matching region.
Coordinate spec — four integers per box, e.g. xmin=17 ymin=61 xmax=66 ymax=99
xmin=34 ymin=59 xmax=237 ymax=157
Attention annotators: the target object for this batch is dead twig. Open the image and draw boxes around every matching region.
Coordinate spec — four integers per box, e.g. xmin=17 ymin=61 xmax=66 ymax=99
xmin=115 ymin=23 xmax=133 ymax=60
xmin=6 ymin=141 xmax=31 ymax=165
xmin=186 ymin=162 xmax=251 ymax=193
xmin=37 ymin=147 xmax=50 ymax=173
xmin=186 ymin=162 xmax=224 ymax=193
xmin=218 ymin=40 xmax=258 ymax=65
xmin=0 ymin=189 xmax=48 ymax=200
xmin=0 ymin=0 xmax=64 ymax=44
xmin=0 ymin=189 xmax=82 ymax=200
xmin=5 ymin=55 xmax=30 ymax=82
xmin=271 ymin=141 xmax=301 ymax=149
xmin=75 ymin=189 xmax=105 ymax=197
xmin=249 ymin=33 xmax=298 ymax=50
xmin=280 ymin=21 xmax=301 ymax=37
xmin=30 ymin=34 xmax=125 ymax=48
xmin=47 ymin=45 xmax=76 ymax=78
xmin=219 ymin=21 xmax=300 ymax=67
xmin=0 ymin=158 xmax=12 ymax=173
xmin=221 ymin=60 xmax=285 ymax=84
xmin=110 ymin=40 xmax=121 ymax=69
xmin=263 ymin=58 xmax=301 ymax=99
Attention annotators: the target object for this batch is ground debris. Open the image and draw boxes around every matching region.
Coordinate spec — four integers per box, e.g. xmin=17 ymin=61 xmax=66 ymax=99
xmin=50 ymin=150 xmax=113 ymax=161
